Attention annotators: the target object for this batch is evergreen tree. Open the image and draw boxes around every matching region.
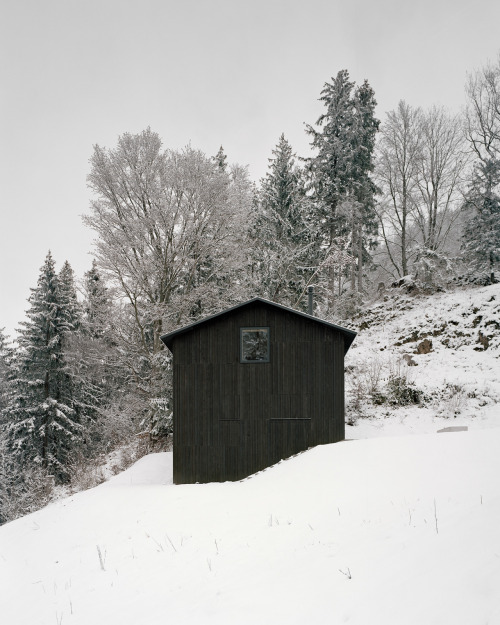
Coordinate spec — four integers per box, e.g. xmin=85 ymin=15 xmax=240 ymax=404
xmin=350 ymin=80 xmax=380 ymax=292
xmin=462 ymin=158 xmax=500 ymax=283
xmin=256 ymin=134 xmax=320 ymax=309
xmin=4 ymin=252 xmax=84 ymax=481
xmin=78 ymin=259 xmax=120 ymax=428
xmin=82 ymin=259 xmax=112 ymax=340
xmin=213 ymin=145 xmax=228 ymax=172
xmin=58 ymin=261 xmax=81 ymax=333
xmin=462 ymin=57 xmax=500 ymax=285
xmin=306 ymin=70 xmax=379 ymax=303
xmin=0 ymin=328 xmax=11 ymax=414
xmin=59 ymin=260 xmax=105 ymax=452
xmin=306 ymin=69 xmax=356 ymax=243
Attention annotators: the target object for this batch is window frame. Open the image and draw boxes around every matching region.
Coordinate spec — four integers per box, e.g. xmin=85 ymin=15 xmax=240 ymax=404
xmin=240 ymin=326 xmax=270 ymax=364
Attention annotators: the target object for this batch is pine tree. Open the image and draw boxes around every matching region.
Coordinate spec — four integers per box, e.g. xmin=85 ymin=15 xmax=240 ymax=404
xmin=463 ymin=57 xmax=500 ymax=284
xmin=462 ymin=158 xmax=500 ymax=283
xmin=79 ymin=260 xmax=121 ymax=440
xmin=4 ymin=252 xmax=84 ymax=481
xmin=59 ymin=260 xmax=106 ymax=453
xmin=350 ymin=80 xmax=380 ymax=291
xmin=0 ymin=328 xmax=11 ymax=414
xmin=58 ymin=261 xmax=81 ymax=333
xmin=306 ymin=70 xmax=379 ymax=304
xmin=306 ymin=69 xmax=356 ymax=241
xmin=255 ymin=135 xmax=321 ymax=309
xmin=81 ymin=259 xmax=112 ymax=339
xmin=213 ymin=145 xmax=228 ymax=172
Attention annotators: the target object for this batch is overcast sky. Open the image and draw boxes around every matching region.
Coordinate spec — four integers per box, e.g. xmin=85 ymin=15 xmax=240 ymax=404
xmin=1 ymin=0 xmax=499 ymax=337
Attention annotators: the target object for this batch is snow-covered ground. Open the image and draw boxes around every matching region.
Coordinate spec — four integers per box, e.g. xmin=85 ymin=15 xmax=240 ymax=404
xmin=1 ymin=432 xmax=499 ymax=625
xmin=345 ymin=282 xmax=500 ymax=438
xmin=0 ymin=283 xmax=499 ymax=624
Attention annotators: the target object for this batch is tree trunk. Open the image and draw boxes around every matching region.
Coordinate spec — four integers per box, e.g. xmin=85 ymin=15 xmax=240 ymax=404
xmin=358 ymin=225 xmax=363 ymax=292
xmin=350 ymin=219 xmax=356 ymax=292
xmin=42 ymin=370 xmax=49 ymax=470
xmin=401 ymin=194 xmax=408 ymax=276
xmin=329 ymin=266 xmax=336 ymax=312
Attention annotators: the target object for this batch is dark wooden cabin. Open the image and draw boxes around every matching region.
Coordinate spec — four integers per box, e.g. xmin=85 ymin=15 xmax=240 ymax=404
xmin=161 ymin=297 xmax=356 ymax=484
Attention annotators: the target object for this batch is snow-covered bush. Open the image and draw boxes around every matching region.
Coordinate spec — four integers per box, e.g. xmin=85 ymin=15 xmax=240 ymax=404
xmin=434 ymin=382 xmax=468 ymax=418
xmin=387 ymin=375 xmax=422 ymax=406
xmin=0 ymin=461 xmax=54 ymax=524
xmin=66 ymin=451 xmax=107 ymax=493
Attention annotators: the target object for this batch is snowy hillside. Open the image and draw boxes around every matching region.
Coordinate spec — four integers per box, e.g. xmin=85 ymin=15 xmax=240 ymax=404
xmin=345 ymin=282 xmax=500 ymax=437
xmin=0 ymin=283 xmax=499 ymax=625
xmin=1 ymin=431 xmax=499 ymax=625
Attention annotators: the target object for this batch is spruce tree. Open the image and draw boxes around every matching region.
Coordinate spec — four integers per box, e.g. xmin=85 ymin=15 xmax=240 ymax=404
xmin=58 ymin=261 xmax=81 ymax=333
xmin=306 ymin=70 xmax=379 ymax=303
xmin=306 ymin=69 xmax=356 ymax=241
xmin=83 ymin=259 xmax=111 ymax=339
xmin=256 ymin=135 xmax=319 ymax=309
xmin=0 ymin=328 xmax=11 ymax=414
xmin=213 ymin=145 xmax=228 ymax=172
xmin=59 ymin=259 xmax=106 ymax=452
xmin=462 ymin=158 xmax=500 ymax=283
xmin=4 ymin=252 xmax=84 ymax=481
xmin=350 ymin=80 xmax=380 ymax=291
xmin=79 ymin=260 xmax=118 ymax=427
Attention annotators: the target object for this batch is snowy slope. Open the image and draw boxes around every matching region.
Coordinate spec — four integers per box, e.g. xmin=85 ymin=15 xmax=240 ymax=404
xmin=1 ymin=283 xmax=499 ymax=625
xmin=1 ymin=431 xmax=500 ymax=625
xmin=345 ymin=282 xmax=500 ymax=437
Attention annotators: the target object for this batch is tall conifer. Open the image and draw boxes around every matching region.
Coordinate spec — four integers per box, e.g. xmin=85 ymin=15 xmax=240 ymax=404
xmin=256 ymin=135 xmax=319 ymax=309
xmin=306 ymin=70 xmax=379 ymax=301
xmin=462 ymin=158 xmax=500 ymax=283
xmin=5 ymin=253 xmax=84 ymax=481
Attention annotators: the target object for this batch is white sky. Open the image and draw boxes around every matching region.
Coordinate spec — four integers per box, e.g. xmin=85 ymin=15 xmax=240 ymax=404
xmin=1 ymin=0 xmax=499 ymax=337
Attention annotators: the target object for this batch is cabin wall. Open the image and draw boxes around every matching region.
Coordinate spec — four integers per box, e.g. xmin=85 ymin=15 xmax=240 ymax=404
xmin=172 ymin=302 xmax=345 ymax=484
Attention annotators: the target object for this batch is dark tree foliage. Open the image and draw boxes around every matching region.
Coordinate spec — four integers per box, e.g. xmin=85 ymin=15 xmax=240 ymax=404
xmin=351 ymin=80 xmax=380 ymax=246
xmin=306 ymin=70 xmax=379 ymax=300
xmin=213 ymin=145 xmax=228 ymax=172
xmin=58 ymin=261 xmax=81 ymax=332
xmin=0 ymin=328 xmax=11 ymax=414
xmin=4 ymin=253 xmax=84 ymax=481
xmin=253 ymin=134 xmax=320 ymax=310
xmin=306 ymin=69 xmax=357 ymax=239
xmin=82 ymin=259 xmax=113 ymax=340
xmin=462 ymin=158 xmax=500 ymax=283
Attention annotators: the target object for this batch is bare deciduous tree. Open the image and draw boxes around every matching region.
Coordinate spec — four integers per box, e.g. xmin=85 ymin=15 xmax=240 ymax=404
xmin=375 ymin=101 xmax=423 ymax=278
xmin=375 ymin=103 xmax=468 ymax=284
xmin=85 ymin=129 xmax=252 ymax=356
xmin=414 ymin=106 xmax=468 ymax=262
xmin=83 ymin=129 xmax=254 ymax=423
xmin=465 ymin=54 xmax=500 ymax=161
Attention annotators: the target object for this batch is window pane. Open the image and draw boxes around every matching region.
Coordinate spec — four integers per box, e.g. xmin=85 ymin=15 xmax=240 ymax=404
xmin=241 ymin=328 xmax=269 ymax=362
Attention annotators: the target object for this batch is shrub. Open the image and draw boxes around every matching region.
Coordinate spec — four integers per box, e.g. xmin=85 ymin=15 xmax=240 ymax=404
xmin=387 ymin=376 xmax=422 ymax=406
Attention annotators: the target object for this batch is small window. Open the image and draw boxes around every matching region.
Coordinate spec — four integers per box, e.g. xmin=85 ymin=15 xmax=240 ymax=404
xmin=240 ymin=327 xmax=270 ymax=363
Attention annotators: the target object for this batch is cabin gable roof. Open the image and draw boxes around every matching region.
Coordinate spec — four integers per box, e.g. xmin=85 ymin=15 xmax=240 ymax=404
xmin=160 ymin=297 xmax=356 ymax=354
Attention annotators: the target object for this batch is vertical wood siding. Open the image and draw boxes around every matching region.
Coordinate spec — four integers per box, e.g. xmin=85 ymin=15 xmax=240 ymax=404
xmin=172 ymin=301 xmax=345 ymax=484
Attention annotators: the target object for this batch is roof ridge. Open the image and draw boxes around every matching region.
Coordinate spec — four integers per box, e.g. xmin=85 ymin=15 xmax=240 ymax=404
xmin=161 ymin=297 xmax=356 ymax=354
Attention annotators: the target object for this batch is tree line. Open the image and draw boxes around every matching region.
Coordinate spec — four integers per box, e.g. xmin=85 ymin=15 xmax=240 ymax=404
xmin=1 ymin=55 xmax=499 ymax=522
